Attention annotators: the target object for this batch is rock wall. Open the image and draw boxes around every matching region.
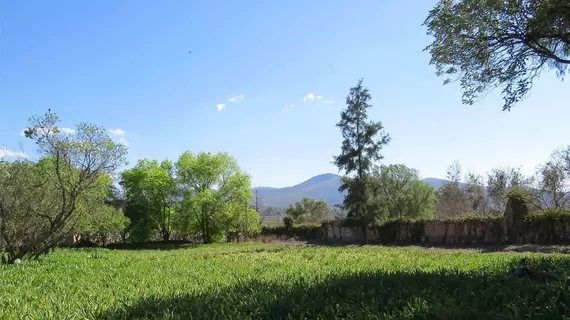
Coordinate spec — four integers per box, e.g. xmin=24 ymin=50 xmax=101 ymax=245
xmin=321 ymin=218 xmax=504 ymax=245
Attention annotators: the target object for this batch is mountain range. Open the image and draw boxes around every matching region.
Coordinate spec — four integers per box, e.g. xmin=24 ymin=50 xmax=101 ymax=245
xmin=253 ymin=173 xmax=460 ymax=209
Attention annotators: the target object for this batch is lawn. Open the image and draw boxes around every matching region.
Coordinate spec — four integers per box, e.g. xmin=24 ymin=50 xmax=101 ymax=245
xmin=1 ymin=243 xmax=570 ymax=319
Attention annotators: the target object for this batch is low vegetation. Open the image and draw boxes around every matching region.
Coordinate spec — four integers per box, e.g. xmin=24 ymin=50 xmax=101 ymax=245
xmin=1 ymin=244 xmax=570 ymax=319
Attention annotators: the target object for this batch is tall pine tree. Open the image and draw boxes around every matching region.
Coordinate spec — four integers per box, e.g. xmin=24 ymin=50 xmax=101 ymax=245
xmin=333 ymin=79 xmax=390 ymax=224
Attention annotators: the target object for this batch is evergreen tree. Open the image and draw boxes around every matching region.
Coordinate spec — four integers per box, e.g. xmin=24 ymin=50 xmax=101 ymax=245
xmin=333 ymin=79 xmax=391 ymax=224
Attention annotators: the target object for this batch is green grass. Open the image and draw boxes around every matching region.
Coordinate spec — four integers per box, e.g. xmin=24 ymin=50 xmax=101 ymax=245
xmin=1 ymin=243 xmax=570 ymax=319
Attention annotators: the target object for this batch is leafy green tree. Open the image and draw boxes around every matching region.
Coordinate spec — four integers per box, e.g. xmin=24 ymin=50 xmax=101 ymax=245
xmin=487 ymin=166 xmax=526 ymax=212
xmin=120 ymin=159 xmax=177 ymax=242
xmin=424 ymin=0 xmax=570 ymax=111
xmin=369 ymin=164 xmax=437 ymax=222
xmin=285 ymin=198 xmax=334 ymax=223
xmin=333 ymin=79 xmax=391 ymax=224
xmin=176 ymin=151 xmax=257 ymax=244
xmin=0 ymin=111 xmax=127 ymax=263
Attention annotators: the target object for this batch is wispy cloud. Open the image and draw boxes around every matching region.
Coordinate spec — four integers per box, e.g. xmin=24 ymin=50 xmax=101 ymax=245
xmin=0 ymin=148 xmax=27 ymax=158
xmin=303 ymin=93 xmax=335 ymax=104
xmin=118 ymin=138 xmax=129 ymax=146
xmin=216 ymin=94 xmax=245 ymax=111
xmin=228 ymin=94 xmax=245 ymax=102
xmin=109 ymin=128 xmax=126 ymax=136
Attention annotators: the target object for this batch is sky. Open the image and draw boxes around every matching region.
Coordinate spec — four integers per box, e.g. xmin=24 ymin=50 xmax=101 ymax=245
xmin=0 ymin=1 xmax=568 ymax=188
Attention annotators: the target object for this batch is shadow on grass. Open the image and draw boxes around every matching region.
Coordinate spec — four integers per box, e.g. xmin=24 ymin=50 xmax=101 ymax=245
xmin=97 ymin=267 xmax=570 ymax=320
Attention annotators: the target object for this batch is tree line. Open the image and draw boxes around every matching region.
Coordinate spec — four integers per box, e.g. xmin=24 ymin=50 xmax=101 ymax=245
xmin=0 ymin=112 xmax=260 ymax=263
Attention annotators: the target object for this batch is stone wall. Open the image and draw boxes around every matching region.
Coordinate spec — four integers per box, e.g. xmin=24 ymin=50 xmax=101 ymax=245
xmin=321 ymin=218 xmax=504 ymax=245
xmin=320 ymin=198 xmax=570 ymax=245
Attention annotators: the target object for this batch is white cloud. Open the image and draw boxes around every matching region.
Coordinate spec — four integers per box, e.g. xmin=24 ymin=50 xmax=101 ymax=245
xmin=303 ymin=93 xmax=316 ymax=102
xmin=228 ymin=94 xmax=245 ymax=102
xmin=216 ymin=104 xmax=226 ymax=111
xmin=324 ymin=100 xmax=336 ymax=104
xmin=316 ymin=96 xmax=324 ymax=100
xmin=0 ymin=148 xmax=27 ymax=158
xmin=118 ymin=138 xmax=129 ymax=146
xmin=59 ymin=127 xmax=76 ymax=135
xmin=109 ymin=128 xmax=126 ymax=136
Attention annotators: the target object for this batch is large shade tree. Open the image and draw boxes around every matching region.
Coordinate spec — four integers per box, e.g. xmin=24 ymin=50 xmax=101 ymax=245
xmin=424 ymin=0 xmax=570 ymax=111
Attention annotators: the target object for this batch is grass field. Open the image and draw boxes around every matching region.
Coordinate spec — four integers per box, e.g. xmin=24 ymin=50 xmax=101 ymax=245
xmin=1 ymin=243 xmax=570 ymax=319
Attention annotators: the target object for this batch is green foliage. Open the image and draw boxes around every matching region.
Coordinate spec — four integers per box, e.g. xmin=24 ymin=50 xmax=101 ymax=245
xmin=505 ymin=185 xmax=531 ymax=202
xmin=74 ymin=175 xmax=130 ymax=244
xmin=176 ymin=151 xmax=258 ymax=243
xmin=261 ymin=223 xmax=321 ymax=239
xmin=368 ymin=164 xmax=438 ymax=223
xmin=283 ymin=216 xmax=294 ymax=232
xmin=333 ymin=79 xmax=391 ymax=222
xmin=520 ymin=209 xmax=570 ymax=244
xmin=1 ymin=244 xmax=570 ymax=318
xmin=488 ymin=167 xmax=526 ymax=211
xmin=120 ymin=159 xmax=177 ymax=243
xmin=0 ymin=111 xmax=127 ymax=263
xmin=285 ymin=197 xmax=334 ymax=223
xmin=424 ymin=0 xmax=570 ymax=111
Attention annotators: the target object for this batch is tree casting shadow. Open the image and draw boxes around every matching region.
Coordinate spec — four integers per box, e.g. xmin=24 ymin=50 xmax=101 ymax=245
xmin=97 ymin=262 xmax=570 ymax=320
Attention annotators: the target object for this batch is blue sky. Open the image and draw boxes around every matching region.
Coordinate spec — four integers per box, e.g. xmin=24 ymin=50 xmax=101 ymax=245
xmin=0 ymin=1 xmax=568 ymax=188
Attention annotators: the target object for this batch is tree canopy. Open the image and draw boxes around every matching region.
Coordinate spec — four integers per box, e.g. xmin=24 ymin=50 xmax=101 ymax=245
xmin=369 ymin=164 xmax=437 ymax=222
xmin=424 ymin=0 xmax=570 ymax=111
xmin=0 ymin=111 xmax=127 ymax=263
xmin=285 ymin=198 xmax=334 ymax=224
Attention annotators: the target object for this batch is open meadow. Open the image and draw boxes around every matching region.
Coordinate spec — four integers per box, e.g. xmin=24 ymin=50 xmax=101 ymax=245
xmin=1 ymin=243 xmax=570 ymax=319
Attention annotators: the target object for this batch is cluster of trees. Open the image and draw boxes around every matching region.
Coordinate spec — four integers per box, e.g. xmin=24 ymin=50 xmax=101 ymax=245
xmin=436 ymin=147 xmax=570 ymax=218
xmin=331 ymin=77 xmax=570 ymax=225
xmin=121 ymin=152 xmax=259 ymax=244
xmin=331 ymin=79 xmax=440 ymax=225
xmin=284 ymin=198 xmax=334 ymax=224
xmin=0 ymin=111 xmax=260 ymax=263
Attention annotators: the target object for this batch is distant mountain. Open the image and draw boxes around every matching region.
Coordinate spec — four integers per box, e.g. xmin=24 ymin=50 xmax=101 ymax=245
xmin=254 ymin=174 xmax=461 ymax=209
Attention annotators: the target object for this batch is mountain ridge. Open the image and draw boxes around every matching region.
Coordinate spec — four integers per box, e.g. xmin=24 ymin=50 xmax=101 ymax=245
xmin=253 ymin=173 xmax=457 ymax=209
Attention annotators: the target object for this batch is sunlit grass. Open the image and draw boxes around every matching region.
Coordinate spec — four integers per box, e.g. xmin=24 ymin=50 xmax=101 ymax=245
xmin=1 ymin=243 xmax=569 ymax=319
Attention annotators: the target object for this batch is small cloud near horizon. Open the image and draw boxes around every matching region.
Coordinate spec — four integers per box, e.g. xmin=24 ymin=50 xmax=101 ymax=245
xmin=303 ymin=93 xmax=331 ymax=103
xmin=216 ymin=104 xmax=226 ymax=111
xmin=109 ymin=128 xmax=126 ymax=136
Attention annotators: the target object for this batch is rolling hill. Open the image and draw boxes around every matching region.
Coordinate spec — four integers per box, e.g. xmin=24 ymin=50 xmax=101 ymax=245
xmin=253 ymin=174 xmax=458 ymax=208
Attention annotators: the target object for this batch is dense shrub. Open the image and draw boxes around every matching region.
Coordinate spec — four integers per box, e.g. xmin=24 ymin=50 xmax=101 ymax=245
xmin=261 ymin=223 xmax=321 ymax=239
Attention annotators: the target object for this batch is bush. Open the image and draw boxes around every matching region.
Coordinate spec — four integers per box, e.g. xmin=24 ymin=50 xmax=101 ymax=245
xmin=261 ymin=223 xmax=321 ymax=240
